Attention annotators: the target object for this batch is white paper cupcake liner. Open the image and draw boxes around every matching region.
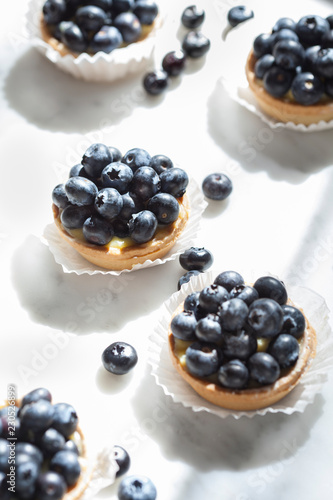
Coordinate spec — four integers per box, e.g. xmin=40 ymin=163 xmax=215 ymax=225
xmin=25 ymin=0 xmax=163 ymax=82
xmin=148 ymin=270 xmax=333 ymax=419
xmin=42 ymin=178 xmax=207 ymax=275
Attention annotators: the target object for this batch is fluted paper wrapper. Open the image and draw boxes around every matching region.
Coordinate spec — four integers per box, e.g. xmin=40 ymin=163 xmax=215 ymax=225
xmin=25 ymin=0 xmax=162 ymax=82
xmin=42 ymin=178 xmax=207 ymax=275
xmin=148 ymin=270 xmax=333 ymax=419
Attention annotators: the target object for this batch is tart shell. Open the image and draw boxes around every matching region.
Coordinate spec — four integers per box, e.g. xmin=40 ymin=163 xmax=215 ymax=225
xmin=168 ymin=301 xmax=317 ymax=411
xmin=245 ymin=49 xmax=333 ymax=126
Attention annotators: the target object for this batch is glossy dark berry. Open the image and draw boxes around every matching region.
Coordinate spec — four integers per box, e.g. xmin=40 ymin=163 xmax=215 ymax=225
xmin=119 ymin=192 xmax=144 ymax=221
xmin=83 ymin=215 xmax=114 ymax=245
xmin=274 ymin=28 xmax=299 ymax=44
xmin=102 ymin=341 xmax=138 ymax=375
xmin=199 ymin=284 xmax=229 ymax=313
xmin=248 ymin=352 xmax=280 ymax=385
xmin=181 ymin=5 xmax=205 ymax=29
xmin=131 ymin=166 xmax=161 ymax=201
xmin=118 ymin=475 xmax=157 ymax=500
xmin=113 ymin=445 xmax=131 ymax=478
xmin=75 ymin=5 xmax=106 ymax=33
xmin=202 ymin=173 xmax=233 ymax=200
xmin=15 ymin=443 xmax=43 ymax=466
xmin=222 ymin=329 xmax=257 ymax=361
xmin=184 ymin=291 xmax=200 ymax=313
xmin=133 ymin=0 xmax=158 ymax=25
xmin=303 ymin=45 xmax=321 ymax=72
xmin=268 ymin=333 xmax=299 ymax=369
xmin=227 ymin=5 xmax=254 ymax=28
xmin=229 ymin=284 xmax=259 ymax=306
xmin=186 ymin=341 xmax=222 ymax=377
xmin=20 ymin=400 xmax=54 ymax=433
xmin=21 ymin=388 xmax=52 ymax=408
xmin=93 ymin=0 xmax=113 ymax=11
xmin=253 ymin=33 xmax=275 ymax=58
xmin=113 ymin=12 xmax=142 ymax=43
xmin=43 ymin=0 xmax=67 ymax=25
xmin=122 ymin=148 xmax=151 ymax=173
xmin=182 ymin=31 xmax=210 ymax=58
xmin=90 ymin=26 xmax=123 ymax=54
xmin=254 ymin=54 xmax=275 ymax=79
xmin=95 ymin=187 xmax=123 ymax=219
xmin=171 ymin=310 xmax=197 ymax=341
xmin=69 ymin=163 xmax=86 ymax=178
xmin=314 ymin=48 xmax=333 ymax=78
xmin=159 ymin=167 xmax=188 ymax=198
xmin=63 ymin=439 xmax=79 ymax=455
xmin=162 ymin=50 xmax=187 ymax=76
xmin=60 ymin=204 xmax=93 ymax=229
xmin=52 ymin=184 xmax=69 ymax=209
xmin=0 ymin=470 xmax=11 ymax=499
xmin=248 ymin=298 xmax=284 ymax=338
xmin=273 ymin=40 xmax=305 ymax=71
xmin=272 ymin=17 xmax=296 ymax=33
xmin=143 ymin=70 xmax=169 ymax=95
xmin=218 ymin=359 xmax=249 ymax=389
xmin=50 ymin=450 xmax=81 ymax=486
xmin=149 ymin=154 xmax=173 ymax=174
xmin=218 ymin=298 xmax=249 ymax=332
xmin=39 ymin=428 xmax=66 ymax=457
xmin=321 ymin=29 xmax=333 ymax=48
xmin=16 ymin=460 xmax=40 ymax=499
xmin=281 ymin=305 xmax=306 ymax=339
xmin=263 ymin=66 xmax=294 ymax=97
xmin=101 ymin=162 xmax=133 ymax=193
xmin=52 ymin=403 xmax=78 ymax=439
xmin=214 ymin=271 xmax=244 ymax=292
xmin=177 ymin=270 xmax=202 ymax=290
xmin=179 ymin=247 xmax=213 ymax=272
xmin=58 ymin=21 xmax=87 ymax=53
xmin=296 ymin=15 xmax=330 ymax=46
xmin=82 ymin=143 xmax=112 ymax=178
xmin=108 ymin=146 xmax=122 ymax=162
xmin=36 ymin=471 xmax=67 ymax=500
xmin=65 ymin=177 xmax=98 ymax=206
xmin=195 ymin=314 xmax=223 ymax=343
xmin=291 ymin=72 xmax=324 ymax=104
xmin=128 ymin=210 xmax=157 ymax=243
xmin=113 ymin=0 xmax=135 ymax=14
xmin=0 ymin=439 xmax=9 ymax=473
xmin=253 ymin=276 xmax=288 ymax=305
xmin=147 ymin=193 xmax=179 ymax=224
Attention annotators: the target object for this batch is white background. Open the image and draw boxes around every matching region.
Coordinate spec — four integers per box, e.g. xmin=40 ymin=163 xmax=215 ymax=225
xmin=1 ymin=0 xmax=333 ymax=499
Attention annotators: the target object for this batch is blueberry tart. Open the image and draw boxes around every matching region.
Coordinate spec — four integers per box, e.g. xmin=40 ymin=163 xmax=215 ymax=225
xmin=245 ymin=14 xmax=333 ymax=125
xmin=52 ymin=144 xmax=190 ymax=271
xmin=168 ymin=273 xmax=317 ymax=410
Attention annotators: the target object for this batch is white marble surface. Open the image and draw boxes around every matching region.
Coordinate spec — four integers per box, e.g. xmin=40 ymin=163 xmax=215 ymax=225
xmin=1 ymin=0 xmax=333 ymax=499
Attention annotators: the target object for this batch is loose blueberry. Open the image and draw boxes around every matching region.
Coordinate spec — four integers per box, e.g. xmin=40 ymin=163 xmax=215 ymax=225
xmin=159 ymin=167 xmax=188 ymax=198
xmin=143 ymin=70 xmax=169 ymax=95
xmin=263 ymin=66 xmax=294 ymax=97
xmin=114 ymin=12 xmax=142 ymax=43
xmin=75 ymin=5 xmax=106 ymax=33
xmin=101 ymin=162 xmax=133 ymax=193
xmin=222 ymin=329 xmax=257 ymax=361
xmin=39 ymin=428 xmax=66 ymax=457
xmin=58 ymin=21 xmax=87 ymax=53
xmin=118 ymin=475 xmax=157 ymax=500
xmin=273 ymin=40 xmax=305 ymax=71
xmin=60 ymin=205 xmax=93 ymax=229
xmin=296 ymin=15 xmax=330 ymax=46
xmin=82 ymin=143 xmax=112 ymax=178
xmin=90 ymin=25 xmax=123 ymax=54
xmin=177 ymin=270 xmax=202 ymax=290
xmin=128 ymin=210 xmax=157 ymax=243
xmin=268 ymin=333 xmax=299 ymax=369
xmin=149 ymin=154 xmax=173 ymax=174
xmin=102 ymin=341 xmax=138 ymax=375
xmin=218 ymin=359 xmax=249 ymax=389
xmin=218 ymin=298 xmax=249 ymax=332
xmin=95 ymin=188 xmax=123 ymax=219
xmin=181 ymin=5 xmax=205 ymax=29
xmin=130 ymin=166 xmax=161 ymax=201
xmin=50 ymin=450 xmax=81 ymax=487
xmin=314 ymin=48 xmax=333 ymax=78
xmin=21 ymin=388 xmax=52 ymax=408
xmin=202 ymin=173 xmax=233 ymax=201
xmin=52 ymin=403 xmax=78 ymax=439
xmin=227 ymin=6 xmax=254 ymax=28
xmin=214 ymin=271 xmax=244 ymax=292
xmin=162 ymin=50 xmax=187 ymax=76
xmin=171 ymin=310 xmax=197 ymax=341
xmin=133 ymin=0 xmax=158 ymax=25
xmin=248 ymin=352 xmax=280 ymax=385
xmin=272 ymin=17 xmax=296 ymax=33
xmin=122 ymin=148 xmax=151 ymax=173
xmin=179 ymin=246 xmax=213 ymax=272
xmin=43 ymin=0 xmax=67 ymax=25
xmin=281 ymin=305 xmax=306 ymax=339
xmin=248 ymin=298 xmax=283 ymax=338
xmin=254 ymin=54 xmax=275 ymax=79
xmin=186 ymin=341 xmax=222 ymax=377
xmin=229 ymin=284 xmax=259 ymax=306
xmin=195 ymin=314 xmax=223 ymax=343
xmin=253 ymin=33 xmax=275 ymax=58
xmin=184 ymin=291 xmax=200 ymax=313
xmin=253 ymin=276 xmax=288 ymax=305
xmin=52 ymin=184 xmax=69 ymax=209
xmin=36 ymin=471 xmax=67 ymax=500
xmin=20 ymin=400 xmax=54 ymax=433
xmin=65 ymin=176 xmax=98 ymax=206
xmin=182 ymin=31 xmax=210 ymax=58
xmin=199 ymin=284 xmax=229 ymax=313
xmin=113 ymin=445 xmax=131 ymax=478
xmin=83 ymin=215 xmax=114 ymax=245
xmin=291 ymin=72 xmax=324 ymax=105
xmin=147 ymin=193 xmax=180 ymax=224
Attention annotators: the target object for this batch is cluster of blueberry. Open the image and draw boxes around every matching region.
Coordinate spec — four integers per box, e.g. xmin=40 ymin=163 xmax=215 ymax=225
xmin=171 ymin=273 xmax=305 ymax=389
xmin=0 ymin=388 xmax=82 ymax=500
xmin=42 ymin=0 xmax=158 ymax=55
xmin=52 ymin=143 xmax=188 ymax=246
xmin=143 ymin=5 xmax=210 ymax=95
xmin=253 ymin=15 xmax=333 ymax=105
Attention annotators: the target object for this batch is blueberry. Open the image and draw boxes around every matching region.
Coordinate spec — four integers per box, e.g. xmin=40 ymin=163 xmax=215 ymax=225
xmin=327 ymin=15 xmax=333 ymax=30
xmin=263 ymin=66 xmax=294 ymax=97
xmin=195 ymin=314 xmax=223 ymax=343
xmin=122 ymin=148 xmax=151 ymax=173
xmin=35 ymin=471 xmax=67 ymax=500
xmin=0 ymin=439 xmax=9 ymax=472
xmin=58 ymin=21 xmax=87 ymax=53
xmin=248 ymin=352 xmax=280 ymax=385
xmin=113 ymin=445 xmax=131 ymax=478
xmin=253 ymin=276 xmax=288 ymax=305
xmin=272 ymin=17 xmax=296 ymax=33
xmin=229 ymin=284 xmax=259 ymax=306
xmin=95 ymin=188 xmax=123 ymax=219
xmin=303 ymin=45 xmax=321 ymax=72
xmin=133 ymin=0 xmax=158 ymax=25
xmin=52 ymin=184 xmax=69 ymax=209
xmin=75 ymin=5 xmax=107 ymax=33
xmin=114 ymin=13 xmax=142 ymax=43
xmin=171 ymin=310 xmax=197 ymax=341
xmin=118 ymin=475 xmax=157 ymax=500
xmin=90 ymin=26 xmax=123 ymax=54
xmin=93 ymin=0 xmax=113 ymax=11
xmin=43 ymin=0 xmax=67 ymax=25
xmin=50 ymin=450 xmax=81 ymax=487
xmin=15 ymin=443 xmax=43 ymax=466
xmin=179 ymin=247 xmax=213 ymax=272
xmin=20 ymin=400 xmax=54 ymax=433
xmin=273 ymin=40 xmax=305 ymax=71
xmin=296 ymin=15 xmax=330 ymax=46
xmin=199 ymin=284 xmax=229 ymax=313
xmin=159 ymin=167 xmax=188 ymax=198
xmin=177 ymin=270 xmax=202 ymax=290
xmin=162 ymin=50 xmax=187 ymax=76
xmin=52 ymin=403 xmax=78 ymax=439
xmin=82 ymin=143 xmax=112 ymax=178
xmin=143 ymin=70 xmax=169 ymax=95
xmin=102 ymin=341 xmax=138 ymax=375
xmin=128 ymin=210 xmax=157 ymax=243
xmin=218 ymin=359 xmax=249 ymax=389
xmin=184 ymin=291 xmax=200 ymax=313
xmin=186 ymin=341 xmax=222 ymax=377
xmin=113 ymin=0 xmax=134 ymax=13
xmin=39 ymin=428 xmax=66 ymax=457
xmin=254 ymin=54 xmax=275 ymax=79
xmin=214 ymin=271 xmax=244 ymax=292
xmin=248 ymin=298 xmax=283 ymax=338
xmin=0 ymin=471 xmax=11 ymax=499
xmin=321 ymin=29 xmax=333 ymax=48
xmin=63 ymin=439 xmax=79 ymax=455
xmin=202 ymin=173 xmax=233 ymax=201
xmin=181 ymin=5 xmax=205 ymax=29
xmin=147 ymin=193 xmax=179 ymax=224
xmin=268 ymin=333 xmax=299 ymax=369
xmin=227 ymin=6 xmax=254 ymax=28
xmin=60 ymin=205 xmax=93 ymax=229
xmin=108 ymin=147 xmax=122 ymax=162
xmin=291 ymin=72 xmax=324 ymax=104
xmin=16 ymin=460 xmax=40 ymax=499
xmin=314 ymin=48 xmax=333 ymax=78
xmin=281 ymin=305 xmax=305 ymax=339
xmin=131 ymin=166 xmax=161 ymax=201
xmin=222 ymin=329 xmax=257 ymax=361
xmin=218 ymin=298 xmax=249 ymax=332
xmin=65 ymin=177 xmax=98 ymax=206
xmin=83 ymin=215 xmax=114 ymax=245
xmin=101 ymin=162 xmax=133 ymax=193
xmin=273 ymin=28 xmax=299 ymax=44
xmin=253 ymin=33 xmax=275 ymax=58
xmin=182 ymin=31 xmax=210 ymax=58
xmin=69 ymin=163 xmax=86 ymax=178
xmin=119 ymin=192 xmax=144 ymax=221
xmin=149 ymin=154 xmax=173 ymax=174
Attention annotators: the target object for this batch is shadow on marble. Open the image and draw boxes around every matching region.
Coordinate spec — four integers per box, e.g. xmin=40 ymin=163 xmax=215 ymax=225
xmin=131 ymin=366 xmax=324 ymax=473
xmin=10 ymin=235 xmax=180 ymax=335
xmin=95 ymin=365 xmax=135 ymax=395
xmin=4 ymin=48 xmax=159 ymax=134
xmin=207 ymin=81 xmax=333 ymax=184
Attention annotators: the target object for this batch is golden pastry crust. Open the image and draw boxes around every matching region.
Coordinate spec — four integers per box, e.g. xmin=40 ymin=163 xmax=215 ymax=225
xmin=168 ymin=300 xmax=317 ymax=411
xmin=245 ymin=49 xmax=333 ymax=125
xmin=53 ymin=194 xmax=190 ymax=270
